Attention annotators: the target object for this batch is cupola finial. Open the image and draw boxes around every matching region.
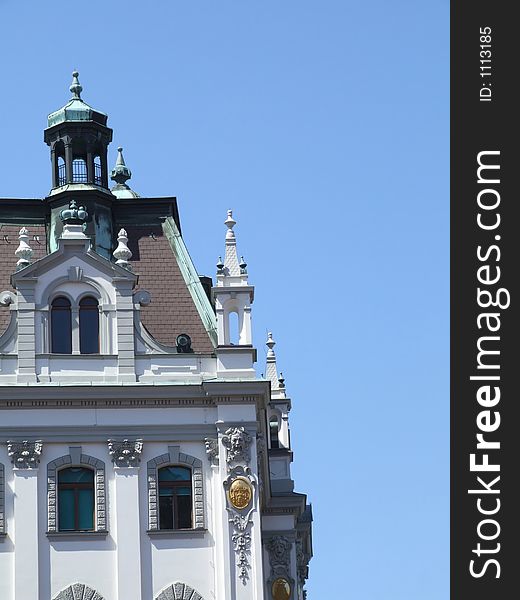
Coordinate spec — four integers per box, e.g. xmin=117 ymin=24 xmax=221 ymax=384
xmin=69 ymin=70 xmax=83 ymax=100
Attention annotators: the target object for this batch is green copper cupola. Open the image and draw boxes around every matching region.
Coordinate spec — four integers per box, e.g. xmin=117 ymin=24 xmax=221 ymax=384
xmin=44 ymin=71 xmax=113 ymax=192
xmin=44 ymin=72 xmax=115 ymax=260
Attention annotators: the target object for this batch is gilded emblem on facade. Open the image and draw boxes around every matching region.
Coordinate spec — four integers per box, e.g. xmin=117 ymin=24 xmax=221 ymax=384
xmin=229 ymin=477 xmax=253 ymax=509
xmin=272 ymin=578 xmax=291 ymax=600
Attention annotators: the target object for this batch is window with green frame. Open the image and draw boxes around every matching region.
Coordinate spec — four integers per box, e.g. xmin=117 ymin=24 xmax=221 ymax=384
xmin=58 ymin=467 xmax=95 ymax=531
xmin=158 ymin=466 xmax=193 ymax=529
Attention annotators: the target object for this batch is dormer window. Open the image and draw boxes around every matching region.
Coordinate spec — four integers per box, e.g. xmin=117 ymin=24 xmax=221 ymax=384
xmin=51 ymin=297 xmax=72 ymax=354
xmin=50 ymin=295 xmax=100 ymax=355
xmin=79 ymin=297 xmax=99 ymax=354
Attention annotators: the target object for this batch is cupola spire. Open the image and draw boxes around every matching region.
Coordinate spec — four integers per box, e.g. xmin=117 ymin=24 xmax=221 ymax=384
xmin=111 ymin=147 xmax=140 ymax=198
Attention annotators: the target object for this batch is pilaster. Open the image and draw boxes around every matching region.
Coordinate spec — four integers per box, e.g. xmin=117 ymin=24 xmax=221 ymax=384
xmin=10 ymin=441 xmax=41 ymax=600
xmin=114 ymin=467 xmax=142 ymax=600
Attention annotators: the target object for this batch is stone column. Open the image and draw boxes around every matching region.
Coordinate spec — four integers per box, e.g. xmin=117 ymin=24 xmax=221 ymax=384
xmin=64 ymin=143 xmax=73 ymax=184
xmin=86 ymin=150 xmax=94 ymax=184
xmin=50 ymin=146 xmax=57 ymax=188
xmin=100 ymin=149 xmax=108 ymax=188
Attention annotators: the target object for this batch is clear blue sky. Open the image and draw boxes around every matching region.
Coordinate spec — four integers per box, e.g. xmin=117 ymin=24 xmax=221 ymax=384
xmin=0 ymin=1 xmax=449 ymax=598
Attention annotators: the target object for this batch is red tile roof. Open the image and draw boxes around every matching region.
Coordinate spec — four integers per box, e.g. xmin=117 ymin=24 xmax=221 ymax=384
xmin=123 ymin=224 xmax=214 ymax=353
xmin=0 ymin=224 xmax=47 ymax=335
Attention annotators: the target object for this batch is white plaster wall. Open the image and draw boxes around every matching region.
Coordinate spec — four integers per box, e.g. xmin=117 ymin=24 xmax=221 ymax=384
xmin=0 ymin=406 xmax=218 ymax=429
xmin=139 ymin=441 xmax=216 ymax=600
xmin=0 ymin=399 xmax=273 ymax=600
xmin=1 ymin=436 xmax=223 ymax=600
xmin=41 ymin=443 xmax=117 ymax=600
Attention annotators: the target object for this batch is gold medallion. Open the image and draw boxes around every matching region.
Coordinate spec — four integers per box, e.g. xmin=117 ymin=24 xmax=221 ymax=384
xmin=271 ymin=578 xmax=291 ymax=600
xmin=229 ymin=477 xmax=253 ymax=509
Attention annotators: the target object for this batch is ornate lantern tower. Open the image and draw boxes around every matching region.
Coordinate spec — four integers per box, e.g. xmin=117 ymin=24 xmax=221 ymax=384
xmin=43 ymin=72 xmax=114 ymax=258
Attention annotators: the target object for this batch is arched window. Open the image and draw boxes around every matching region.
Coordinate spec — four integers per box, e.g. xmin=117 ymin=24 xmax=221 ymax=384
xmin=79 ymin=296 xmax=99 ymax=354
xmin=158 ymin=466 xmax=193 ymax=529
xmin=72 ymin=157 xmax=88 ymax=183
xmin=228 ymin=311 xmax=239 ymax=345
xmin=58 ymin=467 xmax=95 ymax=531
xmin=57 ymin=156 xmax=66 ymax=186
xmin=51 ymin=296 xmax=72 ymax=354
xmin=269 ymin=416 xmax=280 ymax=449
xmin=94 ymin=155 xmax=102 ymax=186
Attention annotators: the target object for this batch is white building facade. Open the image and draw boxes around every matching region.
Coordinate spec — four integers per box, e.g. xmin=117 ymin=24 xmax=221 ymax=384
xmin=0 ymin=73 xmax=312 ymax=600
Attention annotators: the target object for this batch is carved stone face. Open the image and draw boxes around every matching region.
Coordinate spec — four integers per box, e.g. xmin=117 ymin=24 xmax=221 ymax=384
xmin=270 ymin=537 xmax=291 ymax=564
xmin=229 ymin=478 xmax=252 ymax=509
xmin=271 ymin=578 xmax=291 ymax=600
xmin=230 ymin=430 xmax=244 ymax=450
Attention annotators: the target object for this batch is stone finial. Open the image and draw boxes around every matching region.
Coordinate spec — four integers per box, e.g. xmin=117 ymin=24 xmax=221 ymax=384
xmin=69 ymin=70 xmax=83 ymax=100
xmin=111 ymin=146 xmax=132 ymax=185
xmin=216 ymin=256 xmax=224 ymax=273
xmin=113 ymin=228 xmax=132 ymax=270
xmin=15 ymin=227 xmax=34 ymax=270
xmin=225 ymin=209 xmax=236 ymax=240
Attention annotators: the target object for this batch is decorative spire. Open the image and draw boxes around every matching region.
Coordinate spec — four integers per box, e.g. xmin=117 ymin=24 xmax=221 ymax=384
xmin=221 ymin=209 xmax=241 ymax=277
xmin=69 ymin=70 xmax=83 ymax=100
xmin=111 ymin=147 xmax=132 ymax=185
xmin=113 ymin=228 xmax=133 ymax=270
xmin=15 ymin=227 xmax=34 ymax=270
xmin=266 ymin=332 xmax=281 ymax=390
